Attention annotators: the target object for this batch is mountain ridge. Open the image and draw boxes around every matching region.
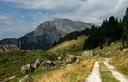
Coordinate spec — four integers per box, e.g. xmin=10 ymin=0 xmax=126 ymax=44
xmin=0 ymin=18 xmax=93 ymax=50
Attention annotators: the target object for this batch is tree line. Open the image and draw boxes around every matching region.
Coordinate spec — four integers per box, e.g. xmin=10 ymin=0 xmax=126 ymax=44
xmin=84 ymin=8 xmax=128 ymax=50
xmin=53 ymin=8 xmax=128 ymax=50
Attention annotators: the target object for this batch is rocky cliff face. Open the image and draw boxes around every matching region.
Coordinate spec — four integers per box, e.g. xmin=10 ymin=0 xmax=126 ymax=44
xmin=0 ymin=18 xmax=93 ymax=50
xmin=0 ymin=44 xmax=20 ymax=53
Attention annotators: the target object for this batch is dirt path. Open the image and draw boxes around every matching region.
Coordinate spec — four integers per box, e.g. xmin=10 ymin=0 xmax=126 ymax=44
xmin=104 ymin=59 xmax=128 ymax=82
xmin=85 ymin=58 xmax=128 ymax=82
xmin=85 ymin=61 xmax=101 ymax=82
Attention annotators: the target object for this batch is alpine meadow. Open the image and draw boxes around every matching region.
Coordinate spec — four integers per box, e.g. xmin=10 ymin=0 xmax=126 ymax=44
xmin=0 ymin=0 xmax=128 ymax=82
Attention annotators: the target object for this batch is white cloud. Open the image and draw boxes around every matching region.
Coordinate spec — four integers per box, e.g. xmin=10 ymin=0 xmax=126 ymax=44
xmin=114 ymin=0 xmax=128 ymax=17
xmin=0 ymin=14 xmax=34 ymax=39
xmin=1 ymin=0 xmax=128 ymax=39
xmin=5 ymin=0 xmax=82 ymax=10
xmin=49 ymin=0 xmax=128 ymax=24
xmin=4 ymin=0 xmax=128 ymax=24
xmin=0 ymin=15 xmax=8 ymax=19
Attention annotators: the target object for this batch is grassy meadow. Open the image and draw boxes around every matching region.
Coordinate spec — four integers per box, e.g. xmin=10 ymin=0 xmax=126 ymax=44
xmin=1 ymin=35 xmax=128 ymax=82
xmin=0 ymin=50 xmax=57 ymax=82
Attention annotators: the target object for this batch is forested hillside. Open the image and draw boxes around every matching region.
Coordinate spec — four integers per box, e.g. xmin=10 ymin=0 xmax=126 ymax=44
xmin=83 ymin=8 xmax=128 ymax=50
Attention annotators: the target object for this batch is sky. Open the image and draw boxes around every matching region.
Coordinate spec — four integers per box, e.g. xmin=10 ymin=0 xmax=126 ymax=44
xmin=0 ymin=0 xmax=128 ymax=40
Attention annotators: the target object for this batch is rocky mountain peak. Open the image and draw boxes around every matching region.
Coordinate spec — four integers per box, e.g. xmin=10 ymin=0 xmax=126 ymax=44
xmin=0 ymin=18 xmax=93 ymax=50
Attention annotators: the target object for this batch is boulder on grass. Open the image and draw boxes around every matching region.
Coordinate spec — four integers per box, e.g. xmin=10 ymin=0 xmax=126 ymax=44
xmin=31 ymin=59 xmax=41 ymax=69
xmin=41 ymin=60 xmax=56 ymax=69
xmin=20 ymin=64 xmax=35 ymax=75
xmin=66 ymin=55 xmax=76 ymax=64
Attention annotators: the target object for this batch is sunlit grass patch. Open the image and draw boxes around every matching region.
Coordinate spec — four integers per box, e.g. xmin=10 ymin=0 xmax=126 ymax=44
xmin=49 ymin=36 xmax=86 ymax=53
xmin=33 ymin=57 xmax=95 ymax=82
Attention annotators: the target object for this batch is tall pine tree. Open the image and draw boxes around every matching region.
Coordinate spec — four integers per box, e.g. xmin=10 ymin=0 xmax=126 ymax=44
xmin=122 ymin=8 xmax=128 ymax=48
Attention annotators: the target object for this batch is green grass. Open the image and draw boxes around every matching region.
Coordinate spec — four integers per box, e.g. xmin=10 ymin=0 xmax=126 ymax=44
xmin=99 ymin=62 xmax=119 ymax=82
xmin=0 ymin=35 xmax=87 ymax=82
xmin=0 ymin=50 xmax=57 ymax=82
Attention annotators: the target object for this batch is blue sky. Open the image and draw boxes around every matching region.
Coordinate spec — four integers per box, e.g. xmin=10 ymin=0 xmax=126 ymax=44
xmin=0 ymin=0 xmax=128 ymax=40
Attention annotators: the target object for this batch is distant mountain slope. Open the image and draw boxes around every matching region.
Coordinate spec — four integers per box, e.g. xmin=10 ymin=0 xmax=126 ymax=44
xmin=0 ymin=18 xmax=93 ymax=50
xmin=0 ymin=38 xmax=18 ymax=45
xmin=0 ymin=44 xmax=20 ymax=53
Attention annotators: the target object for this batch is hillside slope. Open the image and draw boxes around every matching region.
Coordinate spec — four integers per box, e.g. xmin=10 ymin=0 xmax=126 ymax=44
xmin=49 ymin=35 xmax=87 ymax=55
xmin=0 ymin=44 xmax=20 ymax=53
xmin=110 ymin=48 xmax=128 ymax=76
xmin=33 ymin=35 xmax=96 ymax=82
xmin=0 ymin=35 xmax=88 ymax=82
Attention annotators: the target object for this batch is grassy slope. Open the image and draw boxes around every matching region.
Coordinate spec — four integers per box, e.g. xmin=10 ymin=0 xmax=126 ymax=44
xmin=0 ymin=50 xmax=56 ymax=82
xmin=95 ymin=41 xmax=122 ymax=58
xmin=32 ymin=37 xmax=128 ymax=82
xmin=49 ymin=35 xmax=87 ymax=55
xmin=98 ymin=41 xmax=128 ymax=78
xmin=48 ymin=36 xmax=128 ymax=82
xmin=110 ymin=49 xmax=128 ymax=76
xmin=98 ymin=40 xmax=128 ymax=76
xmin=0 ymin=35 xmax=87 ymax=82
xmin=33 ymin=35 xmax=97 ymax=82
